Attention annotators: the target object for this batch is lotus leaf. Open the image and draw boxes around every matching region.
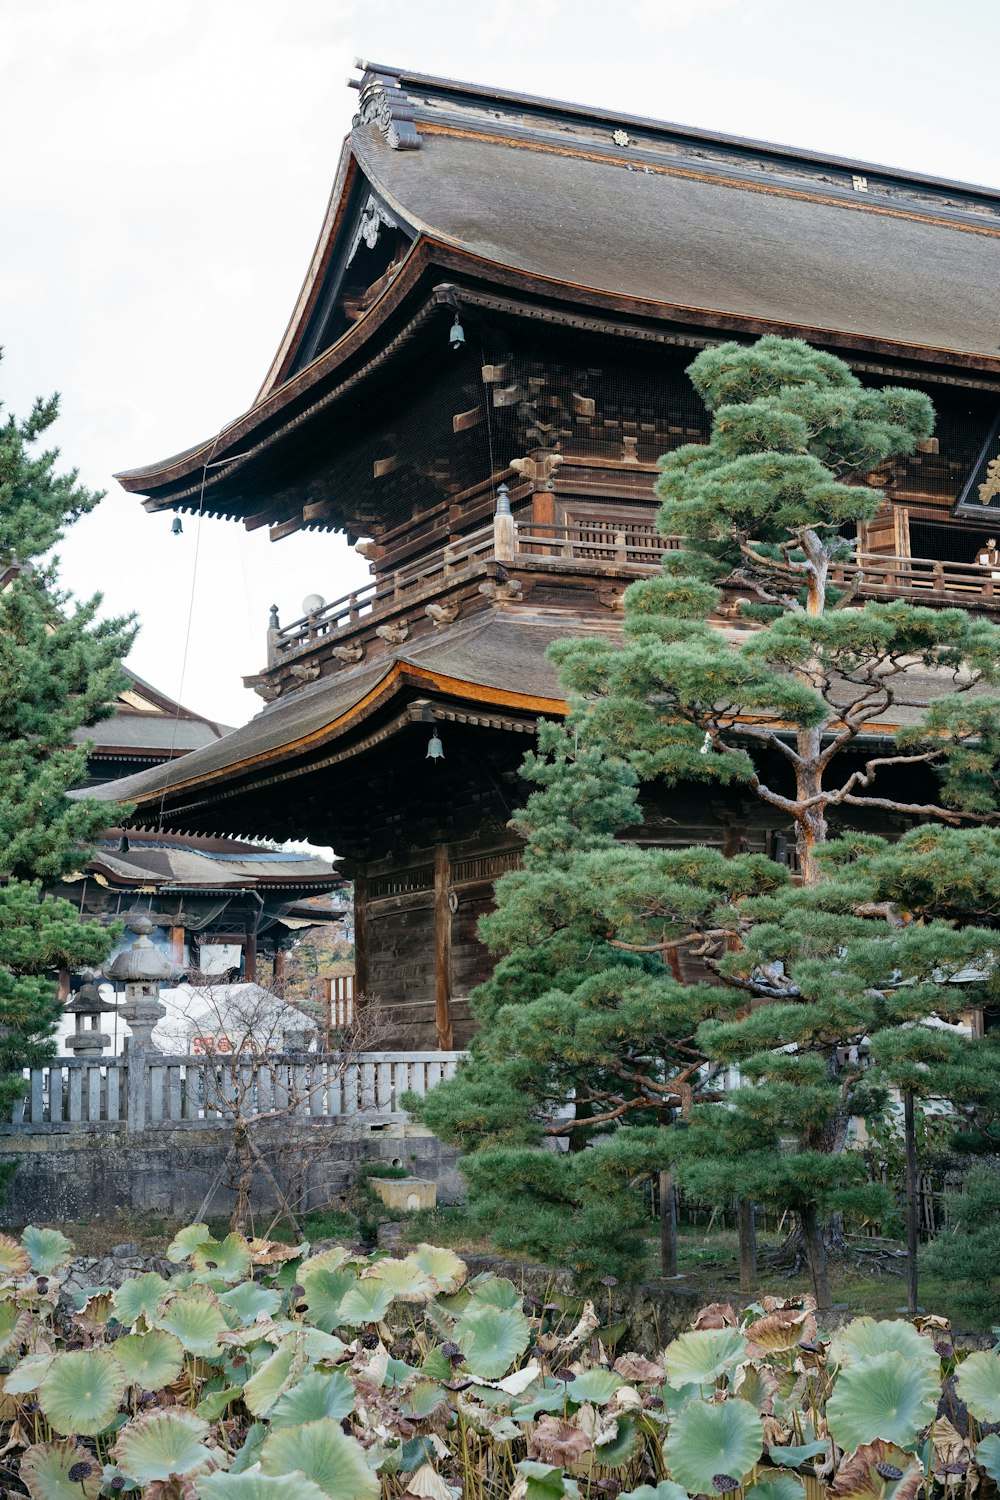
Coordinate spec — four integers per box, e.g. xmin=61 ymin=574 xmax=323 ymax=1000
xmin=663 ymin=1328 xmax=749 ymax=1388
xmin=419 ymin=1350 xmax=452 ymax=1380
xmin=455 ymin=1301 xmax=530 ymax=1380
xmin=337 ymin=1278 xmax=394 ymax=1327
xmin=827 ymin=1351 xmax=938 ymax=1451
xmin=191 ymin=1233 xmax=252 ymax=1282
xmin=21 ymin=1227 xmax=73 ymax=1274
xmin=514 ymin=1388 xmax=574 ymax=1420
xmin=4 ymin=1353 xmax=54 ymax=1395
xmin=155 ymin=1291 xmax=230 ymax=1357
xmin=113 ymin=1329 xmax=185 ymax=1390
xmin=38 ymin=1349 xmax=128 ymax=1436
xmin=269 ymin=1369 xmax=356 ymax=1426
xmin=827 ymin=1440 xmax=917 ymax=1500
xmin=464 ymin=1274 xmax=522 ymax=1310
xmin=619 ymin=1487 xmax=689 ymax=1500
xmin=219 ymin=1282 xmax=282 ymax=1325
xmin=112 ymin=1272 xmax=171 ymax=1327
xmin=362 ymin=1257 xmax=438 ymax=1303
xmin=405 ymin=1245 xmax=467 ymax=1295
xmin=298 ymin=1245 xmax=355 ymax=1277
xmin=197 ymin=1476 xmax=329 ymax=1500
xmin=977 ymin=1434 xmax=1000 ymax=1483
xmin=513 ymin=1460 xmax=582 ymax=1498
xmin=301 ymin=1327 xmax=349 ymax=1362
xmin=957 ymin=1350 xmax=1000 ymax=1423
xmin=196 ymin=1385 xmax=241 ymax=1420
xmin=114 ymin=1407 xmax=216 ymax=1483
xmin=745 ymin=1311 xmax=813 ymax=1355
xmin=298 ymin=1266 xmax=358 ymax=1333
xmin=769 ymin=1440 xmax=830 ymax=1468
xmin=0 ymin=1297 xmax=31 ymax=1356
xmin=564 ymin=1369 xmax=624 ymax=1405
xmin=248 ymin=1237 xmax=306 ymax=1267
xmin=662 ymin=1397 xmax=762 ymax=1494
xmin=831 ymin=1319 xmax=939 ymax=1374
xmin=746 ymin=1480 xmax=805 ymax=1500
xmin=261 ymin=1419 xmax=380 ymax=1499
xmin=400 ymin=1461 xmax=462 ymax=1500
xmin=591 ymin=1412 xmax=642 ymax=1468
xmin=73 ymin=1288 xmax=114 ymax=1330
xmin=166 ymin=1223 xmax=213 ymax=1262
xmin=244 ymin=1338 xmax=308 ymax=1417
xmin=19 ymin=1439 xmax=102 ymax=1500
xmin=0 ymin=1233 xmax=31 ymax=1279
xmin=403 ymin=1378 xmax=450 ymax=1420
xmin=227 ymin=1421 xmax=267 ymax=1474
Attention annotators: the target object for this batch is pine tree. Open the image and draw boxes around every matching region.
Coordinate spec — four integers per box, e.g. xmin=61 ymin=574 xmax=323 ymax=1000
xmin=549 ymin=335 xmax=1000 ymax=1303
xmin=418 ymin=336 xmax=1000 ymax=1304
xmin=0 ymin=358 xmax=136 ymax=1134
xmin=412 ymin=719 xmax=766 ymax=1283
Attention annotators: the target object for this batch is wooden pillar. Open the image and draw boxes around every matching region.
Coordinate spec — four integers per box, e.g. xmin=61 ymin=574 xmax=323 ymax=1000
xmin=353 ymin=874 xmax=369 ymax=1003
xmin=434 ymin=844 xmax=453 ymax=1051
xmin=274 ymin=947 xmax=286 ymax=989
xmin=170 ymin=926 xmax=185 ymax=967
xmin=244 ymin=930 xmax=257 ymax=984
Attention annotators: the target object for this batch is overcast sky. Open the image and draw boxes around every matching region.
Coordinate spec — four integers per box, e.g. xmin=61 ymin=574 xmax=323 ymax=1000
xmin=2 ymin=0 xmax=997 ymax=728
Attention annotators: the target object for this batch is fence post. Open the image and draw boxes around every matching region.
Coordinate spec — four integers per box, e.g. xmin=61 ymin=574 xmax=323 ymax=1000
xmin=125 ymin=1044 xmax=148 ymax=1133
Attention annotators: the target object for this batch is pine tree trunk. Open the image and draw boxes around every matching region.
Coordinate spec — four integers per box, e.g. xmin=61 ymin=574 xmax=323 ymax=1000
xmin=800 ymin=1204 xmax=833 ymax=1309
xmin=738 ymin=1199 xmax=758 ymax=1296
xmin=659 ymin=1170 xmax=678 ymax=1277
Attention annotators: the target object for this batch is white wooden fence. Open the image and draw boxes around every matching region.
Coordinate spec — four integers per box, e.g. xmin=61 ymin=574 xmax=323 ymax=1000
xmin=2 ymin=1052 xmax=464 ymax=1134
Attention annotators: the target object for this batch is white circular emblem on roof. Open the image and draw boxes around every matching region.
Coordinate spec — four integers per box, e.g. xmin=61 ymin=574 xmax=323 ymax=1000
xmin=613 ymin=128 xmax=630 ymax=147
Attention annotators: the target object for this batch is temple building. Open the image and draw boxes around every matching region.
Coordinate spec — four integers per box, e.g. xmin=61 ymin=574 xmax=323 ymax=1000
xmin=90 ymin=62 xmax=1000 ymax=1048
xmin=58 ymin=670 xmax=345 ymax=1030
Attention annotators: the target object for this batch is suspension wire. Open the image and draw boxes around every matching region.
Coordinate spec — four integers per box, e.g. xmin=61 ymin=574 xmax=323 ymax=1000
xmin=154 ymin=432 xmax=223 ymax=836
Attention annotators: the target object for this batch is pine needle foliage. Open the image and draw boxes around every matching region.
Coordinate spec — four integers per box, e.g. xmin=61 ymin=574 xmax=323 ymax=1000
xmin=0 ymin=356 xmax=136 ymax=1129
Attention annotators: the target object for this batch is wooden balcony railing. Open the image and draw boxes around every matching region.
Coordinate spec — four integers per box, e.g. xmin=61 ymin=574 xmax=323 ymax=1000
xmin=269 ymin=518 xmax=672 ymax=660
xmin=833 ymin=552 xmax=1000 ymax=604
xmin=268 ymin=522 xmax=1000 ymax=665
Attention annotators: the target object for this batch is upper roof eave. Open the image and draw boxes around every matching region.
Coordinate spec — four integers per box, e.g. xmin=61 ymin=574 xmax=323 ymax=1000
xmin=116 ymin=237 xmax=1000 ymax=514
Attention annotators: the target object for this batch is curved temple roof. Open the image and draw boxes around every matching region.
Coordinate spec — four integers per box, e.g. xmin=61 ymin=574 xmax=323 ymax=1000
xmin=116 ymin=61 xmax=1000 ymax=530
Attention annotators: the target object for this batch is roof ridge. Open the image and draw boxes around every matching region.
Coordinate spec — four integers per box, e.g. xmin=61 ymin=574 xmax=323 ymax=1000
xmin=351 ymin=59 xmax=1000 ymax=208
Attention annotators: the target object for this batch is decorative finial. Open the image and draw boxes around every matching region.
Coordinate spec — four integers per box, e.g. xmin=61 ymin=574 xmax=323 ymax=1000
xmin=269 ymin=603 xmax=280 ymax=629
xmin=495 ymin=482 xmax=511 ymax=517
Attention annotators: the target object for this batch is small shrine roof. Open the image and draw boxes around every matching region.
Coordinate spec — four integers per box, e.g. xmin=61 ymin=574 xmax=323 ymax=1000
xmin=76 ymin=668 xmax=229 ymax=760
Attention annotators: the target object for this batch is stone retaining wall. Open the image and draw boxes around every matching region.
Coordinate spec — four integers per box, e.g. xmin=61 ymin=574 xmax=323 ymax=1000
xmin=0 ymin=1119 xmax=463 ymax=1228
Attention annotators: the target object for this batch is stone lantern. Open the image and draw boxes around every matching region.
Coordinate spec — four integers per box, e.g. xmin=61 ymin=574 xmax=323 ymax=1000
xmin=64 ymin=976 xmax=112 ymax=1057
xmin=104 ymin=914 xmax=184 ymax=1051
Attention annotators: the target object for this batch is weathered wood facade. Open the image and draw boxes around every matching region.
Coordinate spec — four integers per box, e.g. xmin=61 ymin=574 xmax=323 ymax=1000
xmin=95 ymin=62 xmax=1000 ymax=1046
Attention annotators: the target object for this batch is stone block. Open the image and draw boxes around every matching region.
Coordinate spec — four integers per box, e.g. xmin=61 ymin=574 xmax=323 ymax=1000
xmin=371 ymin=1177 xmax=436 ymax=1212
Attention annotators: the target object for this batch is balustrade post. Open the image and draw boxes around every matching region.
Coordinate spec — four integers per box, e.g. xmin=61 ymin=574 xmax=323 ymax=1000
xmin=493 ymin=483 xmax=517 ymax=563
xmin=614 ymin=530 xmax=627 ymax=563
xmin=266 ymin=604 xmax=281 ymax=667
